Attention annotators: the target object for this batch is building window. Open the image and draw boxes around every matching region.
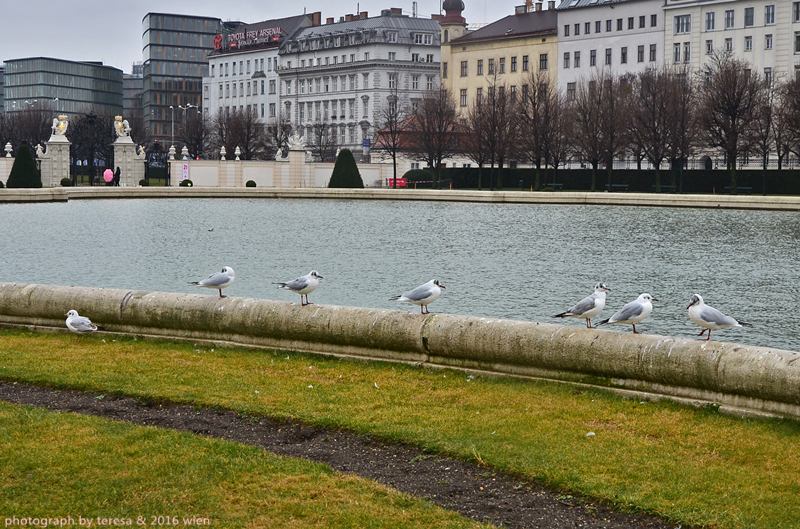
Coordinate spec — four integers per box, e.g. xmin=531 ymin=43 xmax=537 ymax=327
xmin=590 ymin=49 xmax=597 ymax=66
xmin=765 ymin=68 xmax=772 ymax=86
xmin=765 ymin=34 xmax=773 ymax=50
xmin=764 ymin=5 xmax=775 ymax=25
xmin=574 ymin=51 xmax=580 ymax=67
xmin=412 ymin=53 xmax=420 ymax=62
xmin=621 ymin=47 xmax=627 ymax=64
xmin=674 ymin=15 xmax=690 ymax=35
xmin=651 ymin=14 xmax=657 ymax=27
xmin=575 ymin=23 xmax=580 ymax=35
xmin=425 ymin=34 xmax=433 ymax=44
xmin=585 ymin=22 xmax=591 ymax=34
xmin=443 ymin=62 xmax=448 ymax=78
xmin=637 ymin=45 xmax=644 ymax=62
xmin=460 ymin=89 xmax=467 ymax=106
xmin=726 ymin=38 xmax=733 ymax=52
xmin=674 ymin=43 xmax=681 ymax=63
xmin=628 ymin=17 xmax=634 ymax=30
xmin=388 ymin=52 xmax=396 ymax=61
xmin=725 ymin=10 xmax=734 ymax=29
xmin=706 ymin=40 xmax=713 ymax=55
xmin=488 ymin=58 xmax=495 ymax=74
xmin=796 ymin=32 xmax=800 ymax=53
xmin=744 ymin=7 xmax=753 ymax=27
xmin=605 ymin=48 xmax=612 ymax=65
xmin=211 ymin=64 xmax=215 ymax=77
xmin=745 ymin=36 xmax=753 ymax=51
xmin=564 ymin=52 xmax=570 ymax=68
xmin=388 ymin=32 xmax=397 ymax=42
xmin=649 ymin=43 xmax=656 ymax=61
xmin=269 ymin=103 xmax=276 ymax=118
xmin=567 ymin=82 xmax=576 ymax=101
xmin=795 ymin=2 xmax=800 ymax=23
xmin=461 ymin=61 xmax=468 ymax=76
xmin=477 ymin=59 xmax=484 ymax=75
xmin=564 ymin=24 xmax=570 ymax=36
xmin=606 ymin=19 xmax=612 ymax=32
xmin=364 ymin=52 xmax=369 ymax=61
xmin=511 ymin=56 xmax=517 ymax=72
xmin=706 ymin=12 xmax=715 ymax=31
xmin=539 ymin=53 xmax=548 ymax=70
xmin=596 ymin=21 xmax=601 ymax=33
xmin=499 ymin=57 xmax=506 ymax=74
xmin=415 ymin=33 xmax=423 ymax=44
xmin=426 ymin=76 xmax=434 ymax=90
xmin=389 ymin=73 xmax=397 ymax=89
xmin=476 ymin=87 xmax=483 ymax=104
xmin=522 ymin=55 xmax=529 ymax=71
xmin=285 ymin=80 xmax=292 ymax=95
xmin=684 ymin=42 xmax=691 ymax=62
xmin=617 ymin=18 xmax=623 ymax=31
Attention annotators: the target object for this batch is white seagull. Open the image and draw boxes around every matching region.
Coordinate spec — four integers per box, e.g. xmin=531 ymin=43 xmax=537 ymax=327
xmin=275 ymin=270 xmax=323 ymax=306
xmin=64 ymin=310 xmax=101 ymax=333
xmin=189 ymin=266 xmax=235 ymax=298
xmin=553 ymin=282 xmax=610 ymax=328
xmin=390 ymin=279 xmax=445 ymax=314
xmin=596 ymin=293 xmax=657 ymax=334
xmin=687 ymin=294 xmax=751 ymax=341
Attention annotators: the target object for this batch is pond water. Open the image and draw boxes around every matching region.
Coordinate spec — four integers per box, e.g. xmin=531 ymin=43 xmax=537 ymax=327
xmin=2 ymin=198 xmax=798 ymax=352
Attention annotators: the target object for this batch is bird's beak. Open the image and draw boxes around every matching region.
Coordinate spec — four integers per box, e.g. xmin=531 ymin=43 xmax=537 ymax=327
xmin=651 ymin=298 xmax=659 ymax=302
xmin=63 ymin=313 xmax=68 ymax=317
xmin=686 ymin=303 xmax=692 ymax=309
xmin=605 ymin=287 xmax=611 ymax=291
xmin=439 ymin=284 xmax=446 ymax=289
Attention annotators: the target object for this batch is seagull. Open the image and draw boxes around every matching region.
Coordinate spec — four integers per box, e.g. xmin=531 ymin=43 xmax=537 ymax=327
xmin=552 ymin=282 xmax=610 ymax=328
xmin=64 ymin=310 xmax=101 ymax=333
xmin=596 ymin=293 xmax=657 ymax=334
xmin=189 ymin=266 xmax=235 ymax=298
xmin=390 ymin=279 xmax=445 ymax=314
xmin=687 ymin=294 xmax=752 ymax=341
xmin=275 ymin=270 xmax=323 ymax=306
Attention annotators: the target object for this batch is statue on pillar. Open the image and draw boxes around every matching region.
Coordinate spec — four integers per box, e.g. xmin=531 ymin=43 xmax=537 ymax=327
xmin=50 ymin=115 xmax=69 ymax=137
xmin=114 ymin=115 xmax=132 ymax=138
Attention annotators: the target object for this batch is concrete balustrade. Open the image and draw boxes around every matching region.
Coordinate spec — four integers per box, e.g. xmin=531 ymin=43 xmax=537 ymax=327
xmin=0 ymin=281 xmax=799 ymax=420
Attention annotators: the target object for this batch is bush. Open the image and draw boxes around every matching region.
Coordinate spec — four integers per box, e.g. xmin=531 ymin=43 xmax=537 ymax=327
xmin=179 ymin=179 xmax=193 ymax=187
xmin=6 ymin=144 xmax=42 ymax=188
xmin=246 ymin=180 xmax=256 ymax=187
xmin=0 ymin=180 xmax=4 ymax=188
xmin=402 ymin=169 xmax=434 ymax=182
xmin=328 ymin=149 xmax=364 ymax=188
xmin=60 ymin=177 xmax=73 ymax=187
xmin=139 ymin=179 xmax=149 ymax=186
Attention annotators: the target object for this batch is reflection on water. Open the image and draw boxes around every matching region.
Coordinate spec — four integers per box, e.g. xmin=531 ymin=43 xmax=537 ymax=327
xmin=2 ymin=198 xmax=799 ymax=351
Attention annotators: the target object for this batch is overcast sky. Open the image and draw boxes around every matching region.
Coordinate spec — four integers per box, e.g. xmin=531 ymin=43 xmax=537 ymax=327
xmin=2 ymin=0 xmax=526 ymax=75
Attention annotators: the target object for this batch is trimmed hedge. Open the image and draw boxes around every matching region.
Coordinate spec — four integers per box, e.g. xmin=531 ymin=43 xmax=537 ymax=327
xmin=328 ymin=149 xmax=364 ymax=188
xmin=246 ymin=180 xmax=256 ymax=187
xmin=6 ymin=144 xmax=42 ymax=189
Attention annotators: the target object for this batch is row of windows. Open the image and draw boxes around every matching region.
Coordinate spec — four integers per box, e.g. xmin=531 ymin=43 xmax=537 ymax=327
xmin=5 ymin=59 xmax=122 ymax=81
xmin=146 ymin=45 xmax=209 ymax=63
xmin=295 ymin=124 xmax=359 ymax=145
xmin=283 ymin=73 xmax=434 ymax=94
xmin=5 ymin=72 xmax=122 ymax=93
xmin=701 ymin=34 xmax=774 ymax=56
xmin=144 ymin=29 xmax=216 ymax=49
xmin=146 ymin=61 xmax=207 ymax=77
xmin=563 ymin=44 xmax=657 ymax=68
xmin=296 ymin=100 xmax=363 ymax=121
xmin=144 ymin=15 xmax=220 ymax=34
xmin=459 ymin=85 xmax=534 ymax=106
xmin=282 ymin=50 xmax=438 ymax=71
xmin=677 ymin=5 xmax=776 ymax=36
xmin=216 ymin=80 xmax=277 ymax=98
xmin=211 ymin=57 xmax=278 ymax=77
xmin=450 ymin=55 xmax=545 ymax=78
xmin=563 ymin=14 xmax=657 ymax=37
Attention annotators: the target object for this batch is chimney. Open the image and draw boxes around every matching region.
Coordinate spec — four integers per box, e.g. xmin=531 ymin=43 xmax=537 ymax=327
xmin=360 ymin=11 xmax=368 ymax=18
xmin=431 ymin=13 xmax=442 ymax=20
xmin=327 ymin=17 xmax=334 ymax=24
xmin=548 ymin=0 xmax=555 ymax=9
xmin=535 ymin=1 xmax=542 ymax=10
xmin=390 ymin=7 xmax=402 ymax=15
xmin=312 ymin=11 xmax=322 ymax=25
xmin=345 ymin=14 xmax=353 ymax=21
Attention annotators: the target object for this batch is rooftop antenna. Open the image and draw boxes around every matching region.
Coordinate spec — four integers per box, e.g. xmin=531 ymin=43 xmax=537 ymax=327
xmin=413 ymin=1 xmax=417 ymax=16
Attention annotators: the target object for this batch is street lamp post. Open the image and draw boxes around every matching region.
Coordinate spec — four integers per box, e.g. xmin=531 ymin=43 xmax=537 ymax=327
xmin=169 ymin=105 xmax=174 ymax=155
xmin=179 ymin=104 xmax=200 ymax=158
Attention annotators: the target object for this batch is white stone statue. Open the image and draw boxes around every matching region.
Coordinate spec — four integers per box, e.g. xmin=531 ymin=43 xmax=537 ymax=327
xmin=35 ymin=144 xmax=44 ymax=157
xmin=137 ymin=145 xmax=146 ymax=159
xmin=114 ymin=115 xmax=131 ymax=138
xmin=287 ymin=132 xmax=306 ymax=151
xmin=51 ymin=115 xmax=69 ymax=136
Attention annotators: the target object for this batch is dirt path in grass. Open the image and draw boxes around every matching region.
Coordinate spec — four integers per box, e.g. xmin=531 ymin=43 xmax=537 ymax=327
xmin=0 ymin=381 xmax=685 ymax=529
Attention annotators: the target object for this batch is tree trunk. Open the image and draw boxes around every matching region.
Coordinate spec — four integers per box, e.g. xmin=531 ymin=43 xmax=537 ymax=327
xmin=591 ymin=162 xmax=597 ymax=192
xmin=654 ymin=167 xmax=661 ymax=193
xmin=534 ymin=165 xmax=541 ymax=191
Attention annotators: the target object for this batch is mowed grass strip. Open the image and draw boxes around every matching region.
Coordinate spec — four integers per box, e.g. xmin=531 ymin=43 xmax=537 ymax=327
xmin=0 ymin=402 xmax=489 ymax=529
xmin=0 ymin=330 xmax=798 ymax=529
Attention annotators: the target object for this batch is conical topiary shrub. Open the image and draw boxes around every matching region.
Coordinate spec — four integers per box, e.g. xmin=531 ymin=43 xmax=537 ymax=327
xmin=6 ymin=144 xmax=42 ymax=188
xmin=328 ymin=149 xmax=364 ymax=188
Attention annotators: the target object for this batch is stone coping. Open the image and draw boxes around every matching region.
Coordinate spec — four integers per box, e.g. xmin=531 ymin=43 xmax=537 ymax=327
xmin=0 ymin=282 xmax=798 ymax=420
xmin=0 ymin=187 xmax=799 ymax=210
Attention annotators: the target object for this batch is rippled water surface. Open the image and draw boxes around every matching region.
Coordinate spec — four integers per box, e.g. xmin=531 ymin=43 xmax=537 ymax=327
xmin=2 ymin=198 xmax=799 ymax=351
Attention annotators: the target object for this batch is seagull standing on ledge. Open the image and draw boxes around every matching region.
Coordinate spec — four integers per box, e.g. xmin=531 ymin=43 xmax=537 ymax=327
xmin=391 ymin=279 xmax=445 ymax=314
xmin=552 ymin=282 xmax=610 ymax=328
xmin=65 ymin=310 xmax=101 ymax=333
xmin=596 ymin=293 xmax=657 ymax=334
xmin=687 ymin=294 xmax=752 ymax=341
xmin=189 ymin=266 xmax=235 ymax=298
xmin=275 ymin=270 xmax=323 ymax=306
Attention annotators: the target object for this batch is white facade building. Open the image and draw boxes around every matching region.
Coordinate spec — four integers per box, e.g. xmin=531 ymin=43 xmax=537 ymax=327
xmin=203 ymin=15 xmax=313 ymax=124
xmin=556 ymin=0 xmax=665 ymax=93
xmin=278 ymin=8 xmax=441 ymax=160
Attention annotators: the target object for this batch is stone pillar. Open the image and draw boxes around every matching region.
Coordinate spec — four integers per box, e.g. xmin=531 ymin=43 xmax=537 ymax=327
xmin=112 ymin=136 xmax=145 ymax=187
xmin=288 ymin=149 xmax=305 ymax=188
xmin=40 ymin=135 xmax=71 ymax=187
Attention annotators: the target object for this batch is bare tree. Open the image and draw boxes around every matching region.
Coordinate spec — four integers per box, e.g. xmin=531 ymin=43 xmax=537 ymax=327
xmin=310 ymin=122 xmax=338 ymax=162
xmin=265 ymin=113 xmax=293 ymax=160
xmin=546 ymin=89 xmax=572 ymax=185
xmin=375 ymin=78 xmax=410 ymax=187
xmin=599 ymin=72 xmax=631 ymax=190
xmin=667 ymin=66 xmax=699 ymax=193
xmin=630 ymin=67 xmax=672 ymax=192
xmin=749 ymin=75 xmax=778 ymax=195
xmin=180 ymin=109 xmax=210 ymax=160
xmin=476 ymin=75 xmax=517 ymax=190
xmin=463 ymin=96 xmax=492 ymax=190
xmin=212 ymin=108 xmax=268 ymax=160
xmin=572 ymin=74 xmax=605 ymax=191
xmin=519 ymin=70 xmax=549 ymax=189
xmin=697 ymin=52 xmax=764 ymax=193
xmin=408 ymin=86 xmax=460 ymax=188
xmin=772 ymin=78 xmax=794 ymax=170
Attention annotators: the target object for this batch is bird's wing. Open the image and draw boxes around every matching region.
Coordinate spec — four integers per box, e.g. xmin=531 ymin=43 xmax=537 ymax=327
xmin=613 ymin=301 xmax=644 ymax=322
xmin=700 ymin=306 xmax=738 ymax=326
xmin=403 ymin=284 xmax=434 ymax=301
xmin=284 ymin=277 xmax=310 ymax=290
xmin=72 ymin=317 xmax=97 ymax=331
xmin=200 ymin=272 xmax=230 ymax=287
xmin=568 ymin=295 xmax=596 ymax=316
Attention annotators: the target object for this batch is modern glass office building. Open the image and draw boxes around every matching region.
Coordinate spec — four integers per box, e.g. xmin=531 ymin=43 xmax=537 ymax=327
xmin=2 ymin=57 xmax=122 ymax=117
xmin=142 ymin=13 xmax=239 ymax=145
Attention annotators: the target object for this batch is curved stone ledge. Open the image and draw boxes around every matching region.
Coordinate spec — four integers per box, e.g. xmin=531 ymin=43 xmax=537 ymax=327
xmin=1 ymin=282 xmax=798 ymax=420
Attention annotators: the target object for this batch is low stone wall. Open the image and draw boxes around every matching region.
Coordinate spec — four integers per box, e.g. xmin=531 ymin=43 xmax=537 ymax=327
xmin=0 ymin=282 xmax=798 ymax=420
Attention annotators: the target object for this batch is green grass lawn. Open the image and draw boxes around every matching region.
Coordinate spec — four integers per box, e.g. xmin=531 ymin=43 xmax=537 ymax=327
xmin=0 ymin=402 xmax=488 ymax=528
xmin=0 ymin=329 xmax=798 ymax=529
